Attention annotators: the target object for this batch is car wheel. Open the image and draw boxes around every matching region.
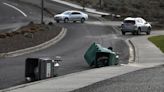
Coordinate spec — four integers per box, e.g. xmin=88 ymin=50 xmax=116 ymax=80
xmin=132 ymin=32 xmax=136 ymax=35
xmin=81 ymin=18 xmax=85 ymax=23
xmin=64 ymin=18 xmax=69 ymax=23
xmin=122 ymin=31 xmax=125 ymax=35
xmin=73 ymin=21 xmax=76 ymax=23
xmin=56 ymin=20 xmax=60 ymax=23
xmin=146 ymin=27 xmax=151 ymax=35
xmin=137 ymin=28 xmax=141 ymax=35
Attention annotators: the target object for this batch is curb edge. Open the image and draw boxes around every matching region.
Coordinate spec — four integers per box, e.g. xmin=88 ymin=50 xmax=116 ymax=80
xmin=127 ymin=39 xmax=136 ymax=63
xmin=0 ymin=28 xmax=67 ymax=58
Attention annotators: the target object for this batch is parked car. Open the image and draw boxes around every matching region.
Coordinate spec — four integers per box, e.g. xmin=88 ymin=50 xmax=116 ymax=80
xmin=54 ymin=10 xmax=88 ymax=23
xmin=121 ymin=17 xmax=152 ymax=35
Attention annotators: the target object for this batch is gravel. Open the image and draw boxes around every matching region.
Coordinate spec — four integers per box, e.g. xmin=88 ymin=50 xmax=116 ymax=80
xmin=0 ymin=24 xmax=61 ymax=53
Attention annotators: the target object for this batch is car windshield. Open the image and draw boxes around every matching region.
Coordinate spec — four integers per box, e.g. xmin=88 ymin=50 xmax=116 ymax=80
xmin=124 ymin=20 xmax=135 ymax=24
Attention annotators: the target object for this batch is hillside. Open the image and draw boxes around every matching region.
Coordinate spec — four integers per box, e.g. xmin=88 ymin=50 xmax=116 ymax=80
xmin=66 ymin=0 xmax=163 ymax=20
xmin=65 ymin=0 xmax=164 ymax=29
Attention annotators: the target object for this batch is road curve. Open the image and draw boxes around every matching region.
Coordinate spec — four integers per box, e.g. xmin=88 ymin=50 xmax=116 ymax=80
xmin=0 ymin=0 xmax=129 ymax=89
xmin=0 ymin=23 xmax=129 ymax=89
xmin=0 ymin=1 xmax=27 ymax=24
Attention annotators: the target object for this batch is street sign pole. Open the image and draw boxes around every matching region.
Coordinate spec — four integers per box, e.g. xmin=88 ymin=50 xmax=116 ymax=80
xmin=82 ymin=0 xmax=85 ymax=10
xmin=99 ymin=0 xmax=102 ymax=8
xmin=41 ymin=0 xmax=44 ymax=24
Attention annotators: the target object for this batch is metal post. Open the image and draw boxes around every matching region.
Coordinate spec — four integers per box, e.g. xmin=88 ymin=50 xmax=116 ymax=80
xmin=99 ymin=0 xmax=102 ymax=8
xmin=82 ymin=0 xmax=85 ymax=10
xmin=41 ymin=0 xmax=44 ymax=24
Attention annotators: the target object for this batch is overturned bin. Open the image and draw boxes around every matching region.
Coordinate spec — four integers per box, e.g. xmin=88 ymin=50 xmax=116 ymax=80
xmin=25 ymin=57 xmax=61 ymax=82
xmin=84 ymin=43 xmax=119 ymax=68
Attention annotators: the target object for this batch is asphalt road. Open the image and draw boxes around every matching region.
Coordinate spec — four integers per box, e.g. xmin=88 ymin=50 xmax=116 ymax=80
xmin=0 ymin=0 xmax=52 ymax=32
xmin=0 ymin=0 xmax=26 ymax=24
xmin=0 ymin=0 xmax=129 ymax=89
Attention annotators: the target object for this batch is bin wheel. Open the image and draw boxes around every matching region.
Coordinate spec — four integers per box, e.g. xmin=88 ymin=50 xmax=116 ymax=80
xmin=115 ymin=63 xmax=119 ymax=65
xmin=103 ymin=60 xmax=108 ymax=66
xmin=95 ymin=59 xmax=108 ymax=68
xmin=54 ymin=74 xmax=58 ymax=77
xmin=26 ymin=77 xmax=32 ymax=82
xmin=95 ymin=61 xmax=99 ymax=68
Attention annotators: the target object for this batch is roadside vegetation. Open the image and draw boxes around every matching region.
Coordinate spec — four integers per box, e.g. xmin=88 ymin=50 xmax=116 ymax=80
xmin=148 ymin=35 xmax=164 ymax=53
xmin=0 ymin=22 xmax=54 ymax=38
xmin=65 ymin=0 xmax=164 ymax=29
xmin=0 ymin=22 xmax=61 ymax=53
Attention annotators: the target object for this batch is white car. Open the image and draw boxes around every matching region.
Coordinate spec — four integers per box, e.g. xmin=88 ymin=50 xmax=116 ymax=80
xmin=121 ymin=17 xmax=152 ymax=35
xmin=54 ymin=10 xmax=88 ymax=23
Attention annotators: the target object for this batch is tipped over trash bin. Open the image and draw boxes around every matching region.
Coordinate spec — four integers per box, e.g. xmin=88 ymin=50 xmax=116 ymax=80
xmin=84 ymin=43 xmax=119 ymax=68
xmin=25 ymin=57 xmax=61 ymax=82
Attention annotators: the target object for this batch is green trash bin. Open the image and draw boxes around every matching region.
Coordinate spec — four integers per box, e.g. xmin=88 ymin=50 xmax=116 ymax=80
xmin=84 ymin=43 xmax=119 ymax=68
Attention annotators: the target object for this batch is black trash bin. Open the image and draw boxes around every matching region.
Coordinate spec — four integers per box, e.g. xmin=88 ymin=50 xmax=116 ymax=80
xmin=25 ymin=58 xmax=55 ymax=81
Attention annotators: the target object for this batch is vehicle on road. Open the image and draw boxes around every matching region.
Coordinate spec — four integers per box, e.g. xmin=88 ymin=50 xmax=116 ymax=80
xmin=121 ymin=17 xmax=152 ymax=35
xmin=54 ymin=10 xmax=88 ymax=23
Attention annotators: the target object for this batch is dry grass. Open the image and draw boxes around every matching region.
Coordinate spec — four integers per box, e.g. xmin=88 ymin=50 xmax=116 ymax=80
xmin=0 ymin=23 xmax=50 ymax=38
xmin=0 ymin=22 xmax=61 ymax=53
xmin=67 ymin=0 xmax=164 ymax=21
xmin=66 ymin=0 xmax=164 ymax=29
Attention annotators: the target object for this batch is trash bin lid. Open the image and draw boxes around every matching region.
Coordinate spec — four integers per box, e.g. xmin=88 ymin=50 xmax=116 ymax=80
xmin=96 ymin=44 xmax=114 ymax=54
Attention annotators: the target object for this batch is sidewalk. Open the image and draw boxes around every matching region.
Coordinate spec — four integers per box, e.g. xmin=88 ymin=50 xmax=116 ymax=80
xmin=1 ymin=31 xmax=164 ymax=92
xmin=51 ymin=0 xmax=110 ymax=16
xmin=131 ymin=31 xmax=164 ymax=65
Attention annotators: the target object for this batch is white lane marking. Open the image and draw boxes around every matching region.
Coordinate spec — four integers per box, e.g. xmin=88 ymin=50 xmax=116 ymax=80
xmin=3 ymin=2 xmax=27 ymax=17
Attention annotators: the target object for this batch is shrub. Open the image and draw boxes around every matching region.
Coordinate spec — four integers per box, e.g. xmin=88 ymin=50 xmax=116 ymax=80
xmin=48 ymin=22 xmax=53 ymax=25
xmin=0 ymin=33 xmax=7 ymax=38
xmin=6 ymin=32 xmax=15 ymax=37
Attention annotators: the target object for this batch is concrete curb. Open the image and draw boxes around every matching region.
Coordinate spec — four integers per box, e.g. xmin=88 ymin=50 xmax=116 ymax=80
xmin=111 ymin=26 xmax=135 ymax=63
xmin=0 ymin=23 xmax=28 ymax=33
xmin=0 ymin=28 xmax=67 ymax=58
xmin=128 ymin=40 xmax=136 ymax=63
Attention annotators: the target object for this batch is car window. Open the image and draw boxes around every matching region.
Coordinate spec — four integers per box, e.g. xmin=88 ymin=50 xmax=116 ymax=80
xmin=136 ymin=19 xmax=140 ymax=23
xmin=141 ymin=19 xmax=146 ymax=23
xmin=124 ymin=20 xmax=135 ymax=24
xmin=139 ymin=19 xmax=144 ymax=23
xmin=63 ymin=11 xmax=70 ymax=15
xmin=137 ymin=18 xmax=146 ymax=24
xmin=71 ymin=12 xmax=81 ymax=15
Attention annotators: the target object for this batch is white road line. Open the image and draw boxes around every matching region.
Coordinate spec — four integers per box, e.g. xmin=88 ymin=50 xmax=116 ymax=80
xmin=3 ymin=2 xmax=27 ymax=17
